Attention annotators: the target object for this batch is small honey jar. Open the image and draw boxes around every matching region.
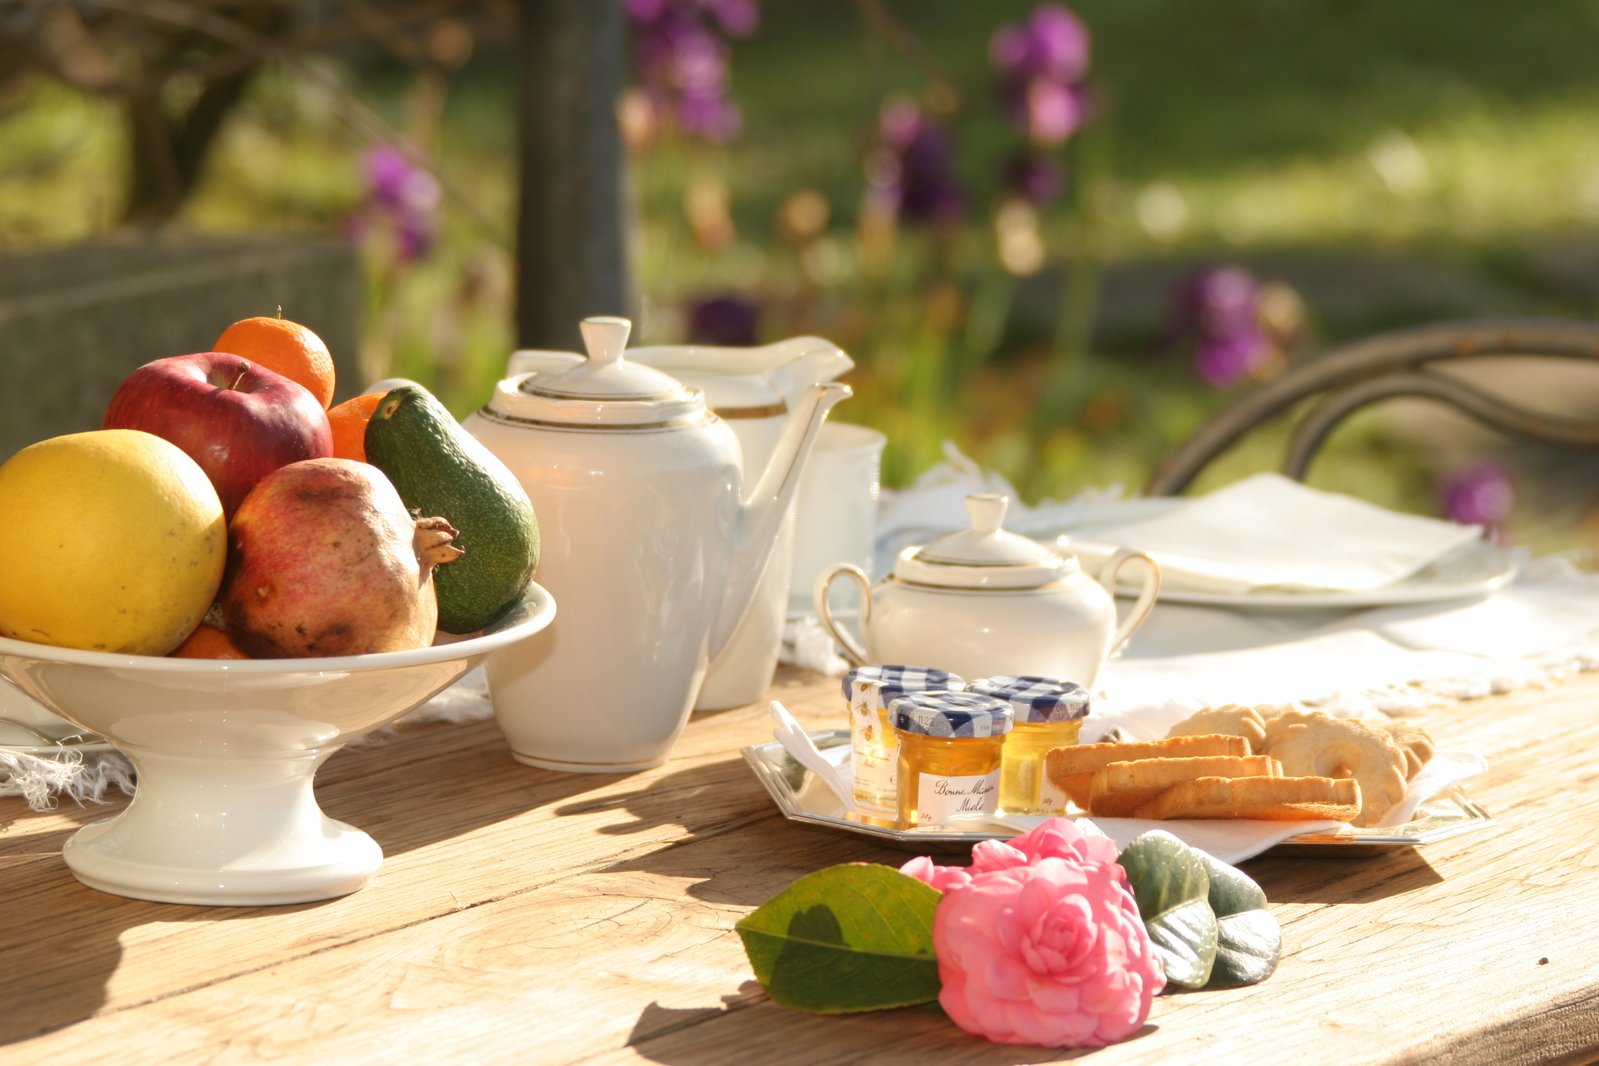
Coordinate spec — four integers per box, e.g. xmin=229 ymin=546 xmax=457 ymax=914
xmin=843 ymin=665 xmax=965 ymax=816
xmin=970 ymin=675 xmax=1090 ymax=816
xmin=890 ymin=691 xmax=1013 ymax=828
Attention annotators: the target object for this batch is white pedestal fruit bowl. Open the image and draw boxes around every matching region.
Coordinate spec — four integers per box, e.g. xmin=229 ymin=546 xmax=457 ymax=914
xmin=0 ymin=583 xmax=554 ymax=906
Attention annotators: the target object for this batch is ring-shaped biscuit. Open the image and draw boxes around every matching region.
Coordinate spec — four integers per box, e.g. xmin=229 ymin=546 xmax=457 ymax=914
xmin=1263 ymin=717 xmax=1408 ymax=827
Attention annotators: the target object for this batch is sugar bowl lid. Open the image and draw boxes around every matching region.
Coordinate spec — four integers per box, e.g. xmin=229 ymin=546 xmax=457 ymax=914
xmin=891 ymin=494 xmax=1071 ymax=590
xmin=889 ymin=691 xmax=1014 ymax=738
xmin=488 ymin=316 xmax=706 ymax=427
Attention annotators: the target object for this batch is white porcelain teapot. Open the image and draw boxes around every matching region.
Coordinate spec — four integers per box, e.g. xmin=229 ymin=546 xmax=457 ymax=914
xmin=814 ymin=494 xmax=1159 ymax=688
xmin=467 ymin=316 xmax=849 ymax=771
xmin=506 ymin=336 xmax=854 ymax=712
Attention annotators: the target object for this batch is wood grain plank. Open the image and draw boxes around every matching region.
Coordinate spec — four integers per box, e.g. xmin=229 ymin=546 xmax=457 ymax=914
xmin=1 ymin=668 xmax=1596 ymax=1063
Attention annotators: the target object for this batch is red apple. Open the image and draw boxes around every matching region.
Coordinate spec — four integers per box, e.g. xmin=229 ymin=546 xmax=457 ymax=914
xmin=104 ymin=352 xmax=333 ymax=516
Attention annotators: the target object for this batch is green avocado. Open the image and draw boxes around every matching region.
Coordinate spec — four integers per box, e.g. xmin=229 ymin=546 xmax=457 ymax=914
xmin=364 ymin=385 xmax=539 ymax=634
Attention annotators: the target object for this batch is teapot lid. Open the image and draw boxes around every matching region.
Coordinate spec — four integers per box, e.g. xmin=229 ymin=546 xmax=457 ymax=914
xmin=489 ymin=317 xmax=707 ymax=428
xmin=891 ymin=494 xmax=1070 ymax=590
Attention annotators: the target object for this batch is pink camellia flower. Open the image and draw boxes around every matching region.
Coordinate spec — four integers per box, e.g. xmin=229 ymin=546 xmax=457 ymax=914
xmin=902 ymin=819 xmax=1118 ymax=892
xmin=898 ymin=855 xmax=973 ymax=893
xmin=935 ymin=855 xmax=1165 ymax=1048
xmin=970 ymin=817 xmax=1119 ymax=873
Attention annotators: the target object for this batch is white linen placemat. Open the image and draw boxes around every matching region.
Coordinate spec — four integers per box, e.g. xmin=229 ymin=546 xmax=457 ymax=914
xmin=1062 ymin=472 xmax=1484 ymax=594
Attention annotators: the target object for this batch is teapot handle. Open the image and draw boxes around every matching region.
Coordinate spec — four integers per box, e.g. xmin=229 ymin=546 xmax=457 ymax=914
xmin=813 ymin=564 xmax=873 ymax=667
xmin=1096 ymin=549 xmax=1161 ymax=655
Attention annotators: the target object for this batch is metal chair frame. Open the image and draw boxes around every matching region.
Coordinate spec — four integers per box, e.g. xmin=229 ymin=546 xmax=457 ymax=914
xmin=1143 ymin=318 xmax=1599 ymax=496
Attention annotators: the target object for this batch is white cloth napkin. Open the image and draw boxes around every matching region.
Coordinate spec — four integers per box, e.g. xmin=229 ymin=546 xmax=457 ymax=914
xmin=1064 ymin=473 xmax=1484 ymax=594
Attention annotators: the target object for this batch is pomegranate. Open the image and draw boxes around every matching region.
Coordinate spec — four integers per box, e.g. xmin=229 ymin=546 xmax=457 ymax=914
xmin=222 ymin=458 xmax=463 ymax=657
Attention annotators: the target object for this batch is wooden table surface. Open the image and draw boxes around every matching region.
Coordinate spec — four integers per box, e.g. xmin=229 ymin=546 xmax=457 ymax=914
xmin=3 ymin=665 xmax=1598 ymax=1065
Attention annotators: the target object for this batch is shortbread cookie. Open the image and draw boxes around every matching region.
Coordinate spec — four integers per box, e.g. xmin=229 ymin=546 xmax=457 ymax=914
xmin=1166 ymin=705 xmax=1270 ymax=753
xmin=1086 ymin=754 xmax=1281 ymax=817
xmin=1381 ymin=725 xmax=1436 ymax=781
xmin=1262 ymin=714 xmax=1408 ymax=827
xmin=1045 ymin=734 xmax=1251 ymax=810
xmin=1133 ymin=775 xmax=1361 ymax=822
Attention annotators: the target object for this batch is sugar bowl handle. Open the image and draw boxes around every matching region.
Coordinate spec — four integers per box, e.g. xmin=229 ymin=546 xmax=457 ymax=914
xmin=813 ymin=564 xmax=873 ymax=667
xmin=1097 ymin=549 xmax=1160 ymax=655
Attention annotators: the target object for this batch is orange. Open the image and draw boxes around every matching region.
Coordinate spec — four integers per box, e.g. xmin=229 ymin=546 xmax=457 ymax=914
xmin=213 ymin=313 xmax=336 ymax=408
xmin=327 ymin=392 xmax=385 ymax=463
xmin=170 ymin=622 xmax=250 ymax=659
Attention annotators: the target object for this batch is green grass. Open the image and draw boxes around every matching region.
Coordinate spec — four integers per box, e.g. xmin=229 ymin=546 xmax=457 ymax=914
xmin=4 ymin=0 xmax=1599 ymax=547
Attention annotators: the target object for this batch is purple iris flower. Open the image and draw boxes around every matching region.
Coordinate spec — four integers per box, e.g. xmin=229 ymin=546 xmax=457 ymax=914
xmin=701 ymin=0 xmax=759 ymax=36
xmin=349 ymin=143 xmax=441 ymax=263
xmin=992 ymin=4 xmax=1091 ymax=82
xmin=869 ymin=101 xmax=965 ymax=226
xmin=1175 ymin=265 xmax=1260 ymax=336
xmin=626 ymin=0 xmax=757 ymax=143
xmin=364 ymin=145 xmax=413 ymax=210
xmin=687 ymin=293 xmax=760 ymax=347
xmin=1437 ymin=461 xmax=1514 ymax=527
xmin=1022 ymin=79 xmax=1086 ymax=144
xmin=1193 ymin=329 xmax=1269 ymax=388
xmin=1002 ymin=151 xmax=1065 ymax=205
xmin=1170 ymin=266 xmax=1272 ymax=387
xmin=991 ymin=4 xmax=1092 ymax=147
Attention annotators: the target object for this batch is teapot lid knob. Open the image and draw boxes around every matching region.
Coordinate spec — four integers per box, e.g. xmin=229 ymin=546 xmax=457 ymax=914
xmin=579 ymin=316 xmax=633 ymax=367
xmin=965 ymin=493 xmax=1009 ymax=537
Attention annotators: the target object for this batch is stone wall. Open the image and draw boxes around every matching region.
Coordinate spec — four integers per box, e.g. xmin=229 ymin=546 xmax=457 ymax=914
xmin=0 ymin=233 xmax=361 ymax=459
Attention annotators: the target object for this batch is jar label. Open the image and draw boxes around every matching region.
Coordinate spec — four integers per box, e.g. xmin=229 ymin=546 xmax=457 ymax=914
xmin=916 ymin=770 xmax=1000 ymax=824
xmin=852 ymin=748 xmax=898 ymax=814
xmin=1039 ymin=775 xmax=1068 ymax=813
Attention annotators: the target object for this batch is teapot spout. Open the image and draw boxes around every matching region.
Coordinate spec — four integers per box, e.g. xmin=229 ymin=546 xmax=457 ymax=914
xmin=710 ymin=380 xmax=851 ymax=660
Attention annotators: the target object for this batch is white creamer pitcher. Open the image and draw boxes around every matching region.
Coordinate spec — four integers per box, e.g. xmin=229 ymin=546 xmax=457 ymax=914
xmin=468 ymin=317 xmax=849 ymax=771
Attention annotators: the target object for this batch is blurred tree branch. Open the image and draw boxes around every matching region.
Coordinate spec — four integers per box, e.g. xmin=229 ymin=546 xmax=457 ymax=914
xmin=0 ymin=0 xmax=489 ymax=225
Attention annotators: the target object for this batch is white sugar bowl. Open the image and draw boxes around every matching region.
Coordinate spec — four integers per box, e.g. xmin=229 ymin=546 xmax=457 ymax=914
xmin=814 ymin=494 xmax=1159 ymax=687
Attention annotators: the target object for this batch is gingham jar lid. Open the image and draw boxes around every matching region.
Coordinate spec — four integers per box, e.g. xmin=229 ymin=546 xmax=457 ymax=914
xmin=841 ymin=664 xmax=965 ymax=703
xmin=889 ymin=691 xmax=1014 ymax=738
xmin=969 ymin=675 xmax=1090 ymax=724
xmin=891 ymin=494 xmax=1073 ymax=590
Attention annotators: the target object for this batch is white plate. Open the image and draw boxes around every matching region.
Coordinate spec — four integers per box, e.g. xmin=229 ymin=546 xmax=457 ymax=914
xmin=744 ymin=730 xmax=1496 ymax=854
xmin=1068 ymin=529 xmax=1517 ymax=610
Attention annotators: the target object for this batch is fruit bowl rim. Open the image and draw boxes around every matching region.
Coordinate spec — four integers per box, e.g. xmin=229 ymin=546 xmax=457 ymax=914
xmin=0 ymin=581 xmax=555 ymax=676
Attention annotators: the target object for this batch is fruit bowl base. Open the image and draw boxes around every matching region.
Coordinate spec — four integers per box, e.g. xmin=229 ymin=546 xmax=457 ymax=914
xmin=61 ymin=745 xmax=381 ymax=906
xmin=65 ymin=816 xmax=381 ymax=906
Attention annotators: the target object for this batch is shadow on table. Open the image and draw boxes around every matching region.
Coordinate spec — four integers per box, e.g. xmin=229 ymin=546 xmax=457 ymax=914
xmin=320 ymin=718 xmax=625 ymax=858
xmin=0 ymin=816 xmax=342 ymax=1048
xmin=1244 ymin=847 xmax=1445 ymax=904
xmin=561 ymin=755 xmax=915 ymax=907
xmin=625 ymin=992 xmax=1155 ymax=1063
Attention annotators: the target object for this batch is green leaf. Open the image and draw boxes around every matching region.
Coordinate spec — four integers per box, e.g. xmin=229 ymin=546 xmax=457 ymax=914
xmin=1210 ymin=910 xmax=1282 ymax=988
xmin=735 ymin=864 xmax=943 ymax=1014
xmin=1118 ymin=831 xmax=1217 ymax=989
xmin=1145 ymin=898 xmax=1219 ymax=989
xmin=1198 ymin=851 xmax=1281 ymax=989
xmin=1200 ymin=849 xmax=1267 ymax=916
